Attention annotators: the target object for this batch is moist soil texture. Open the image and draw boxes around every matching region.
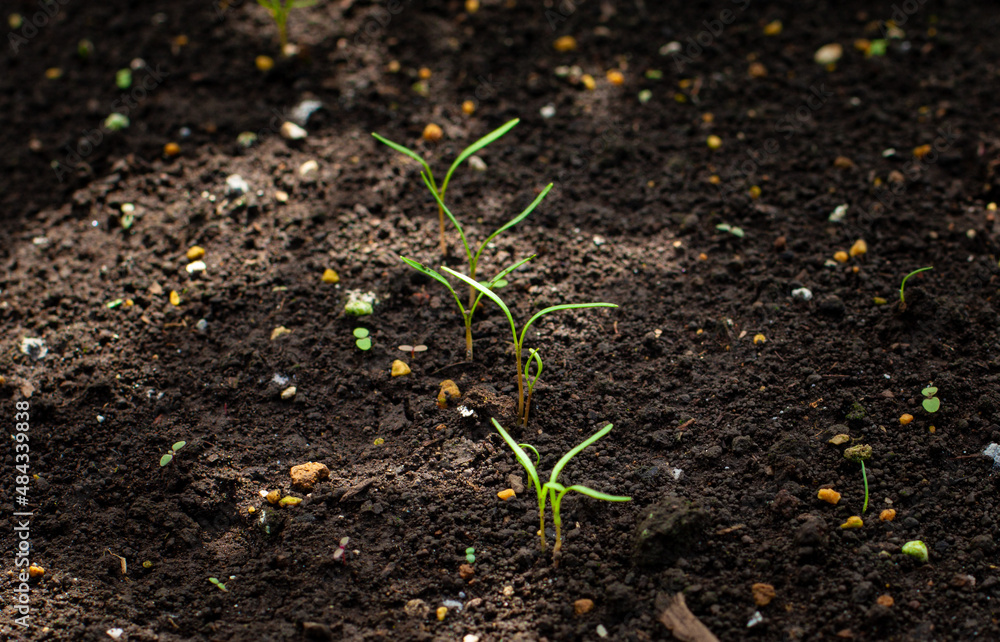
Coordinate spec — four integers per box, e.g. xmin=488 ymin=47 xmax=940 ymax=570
xmin=2 ymin=0 xmax=1000 ymax=640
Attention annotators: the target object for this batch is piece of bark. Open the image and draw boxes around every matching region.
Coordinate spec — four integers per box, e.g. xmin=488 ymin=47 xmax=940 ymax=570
xmin=658 ymin=592 xmax=720 ymax=642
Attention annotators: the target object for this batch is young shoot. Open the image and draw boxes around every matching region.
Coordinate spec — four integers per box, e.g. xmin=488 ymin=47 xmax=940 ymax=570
xmin=398 ymin=344 xmax=428 ymax=358
xmin=333 ymin=536 xmax=350 ymax=563
xmin=208 ymin=577 xmax=228 ymax=592
xmin=921 ymin=386 xmax=940 ymax=413
xmin=421 ymin=173 xmax=553 ymax=312
xmin=257 ymin=0 xmax=317 ymax=52
xmin=445 ymin=267 xmax=617 ymax=426
xmin=899 ymin=266 xmax=932 ymax=310
xmin=372 ymin=118 xmax=521 ymax=257
xmin=159 ymin=441 xmax=187 ymax=467
xmin=400 ymin=255 xmax=535 ymax=361
xmin=492 ymin=418 xmax=631 ymax=555
xmin=844 ymin=444 xmax=872 ymax=514
xmin=353 ymin=328 xmax=371 ymax=351
xmin=523 ymin=349 xmax=543 ymax=428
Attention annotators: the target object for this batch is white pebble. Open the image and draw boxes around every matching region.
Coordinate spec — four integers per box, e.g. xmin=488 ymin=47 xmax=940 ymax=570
xmin=468 ymin=155 xmax=487 ymax=172
xmin=185 ymin=260 xmax=206 ymax=274
xmin=106 ymin=629 xmax=124 ymax=640
xmin=791 ymin=287 xmax=813 ymax=301
xmin=593 ymin=235 xmax=606 ymax=247
xmin=281 ymin=386 xmax=297 ymax=400
xmin=299 ymin=160 xmax=319 ymax=176
xmin=280 ymin=121 xmax=307 ymax=140
xmin=540 ymin=104 xmax=556 ymax=119
xmin=596 ymin=624 xmax=608 ymax=638
xmin=659 ymin=41 xmax=682 ymax=55
xmin=828 ymin=203 xmax=848 ymax=222
xmin=226 ymin=174 xmax=249 ymax=196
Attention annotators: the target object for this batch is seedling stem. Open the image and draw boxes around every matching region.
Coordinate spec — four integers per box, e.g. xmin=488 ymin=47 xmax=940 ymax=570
xmin=899 ymin=266 xmax=932 ymax=310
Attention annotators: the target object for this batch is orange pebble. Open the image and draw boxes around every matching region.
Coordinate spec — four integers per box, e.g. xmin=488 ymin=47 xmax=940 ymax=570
xmin=606 ymin=70 xmax=625 ymax=85
xmin=461 ymin=100 xmax=475 ymax=115
xmin=422 ymin=123 xmax=443 ymax=142
xmin=817 ymin=488 xmax=841 ymax=504
xmin=418 ymin=67 xmax=432 ymax=80
xmin=899 ymin=414 xmax=914 ymax=425
xmin=879 ymin=509 xmax=896 ymax=522
xmin=164 ymin=142 xmax=181 ymax=156
xmin=877 ymin=594 xmax=894 ymax=607
xmin=497 ymin=489 xmax=515 ymax=501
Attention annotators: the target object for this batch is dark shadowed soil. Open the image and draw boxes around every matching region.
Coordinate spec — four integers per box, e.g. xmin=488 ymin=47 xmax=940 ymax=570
xmin=2 ymin=0 xmax=1000 ymax=640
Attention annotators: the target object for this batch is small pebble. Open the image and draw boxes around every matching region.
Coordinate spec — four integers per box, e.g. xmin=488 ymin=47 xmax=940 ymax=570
xmin=422 ymin=124 xmax=443 ymax=142
xmin=553 ymin=36 xmax=577 ymax=52
xmin=391 ymin=360 xmax=411 ymax=377
xmin=706 ymin=135 xmax=722 ymax=149
xmin=280 ymin=121 xmax=307 ymax=140
xmin=814 ymin=43 xmax=843 ymax=65
xmin=281 ymin=386 xmax=296 ymax=400
xmin=468 ymin=155 xmax=487 ymax=171
xmin=185 ymin=260 xmax=206 ymax=274
xmin=574 ymin=599 xmax=594 ymax=615
xmin=497 ymin=489 xmax=516 ymax=501
xmin=271 ymin=326 xmax=292 ymax=340
xmin=791 ymin=287 xmax=813 ymax=301
xmin=226 ymin=174 xmax=249 ymax=196
xmin=299 ymin=160 xmax=319 ymax=176
xmin=841 ymin=516 xmax=863 ymax=529
xmin=186 ymin=245 xmax=206 ymax=260
xmin=899 ymin=414 xmax=913 ymax=425
xmin=322 ymin=269 xmax=339 ymax=284
xmin=540 ymin=104 xmax=556 ymax=119
xmin=880 ymin=509 xmax=896 ymax=522
xmin=817 ymin=488 xmax=841 ymax=504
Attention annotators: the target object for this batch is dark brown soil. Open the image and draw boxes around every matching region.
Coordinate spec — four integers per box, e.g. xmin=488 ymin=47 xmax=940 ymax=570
xmin=3 ymin=0 xmax=1000 ymax=640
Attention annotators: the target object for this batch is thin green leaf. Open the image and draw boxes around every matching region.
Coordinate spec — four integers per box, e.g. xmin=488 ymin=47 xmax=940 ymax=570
xmin=471 ymin=255 xmax=536 ymax=313
xmin=472 ymin=184 xmax=553 ymax=268
xmin=922 ymin=397 xmax=940 ymax=413
xmin=172 ymin=441 xmax=187 ymax=452
xmin=159 ymin=454 xmax=173 ymax=467
xmin=492 ymin=418 xmax=541 ymax=495
xmin=550 ymin=424 xmax=614 ymax=485
xmin=353 ymin=328 xmax=370 ymax=339
xmin=371 ymin=133 xmax=431 ymax=176
xmin=356 ymin=337 xmax=372 ymax=350
xmin=921 ymin=386 xmax=937 ymax=397
xmin=441 ymin=267 xmax=517 ymax=345
xmin=561 ymin=484 xmax=631 ymax=503
xmin=525 ymin=348 xmax=543 ymax=394
xmin=520 ymin=442 xmax=541 ymax=467
xmin=441 ymin=118 xmax=520 ymax=196
xmin=290 ymin=0 xmax=318 ymax=6
xmin=520 ymin=303 xmax=618 ymax=347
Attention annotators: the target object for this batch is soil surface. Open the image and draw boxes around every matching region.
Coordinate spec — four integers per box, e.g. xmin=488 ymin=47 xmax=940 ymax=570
xmin=2 ymin=0 xmax=1000 ymax=640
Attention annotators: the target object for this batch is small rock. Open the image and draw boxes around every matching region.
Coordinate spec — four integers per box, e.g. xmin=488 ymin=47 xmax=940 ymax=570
xmin=281 ymin=121 xmax=307 ymax=140
xmin=829 ymin=204 xmax=849 ymax=222
xmin=828 ymin=434 xmax=851 ymax=446
xmin=185 ymin=260 xmax=206 ymax=274
xmin=322 ymin=269 xmax=339 ymax=284
xmin=540 ymin=104 xmax=556 ymax=119
xmin=391 ymin=360 xmax=411 ymax=377
xmin=186 ymin=245 xmax=206 ymax=260
xmin=503 ymin=585 xmax=514 ymax=597
xmin=497 ymin=489 xmax=516 ymax=501
xmin=281 ymin=386 xmax=297 ymax=400
xmin=459 ymin=564 xmax=475 ymax=580
xmin=404 ymin=599 xmax=429 ymax=618
xmin=752 ymin=583 xmax=776 ymax=606
xmin=290 ymin=99 xmax=323 ymax=126
xmin=275 ymin=190 xmax=289 ymax=203
xmin=468 ymin=155 xmax=487 ymax=171
xmin=271 ymin=326 xmax=292 ymax=340
xmin=20 ymin=337 xmax=47 ymax=360
xmin=299 ymin=159 xmax=319 ymax=176
xmin=225 ymin=174 xmax=249 ymax=196
xmin=574 ymin=598 xmax=595 ymax=615
xmin=507 ymin=474 xmax=525 ymax=494
xmin=106 ymin=629 xmax=124 ymax=640
xmin=791 ymin=287 xmax=813 ymax=301
xmin=302 ymin=621 xmax=332 ymax=640
xmin=290 ymin=462 xmax=330 ymax=492
xmin=814 ymin=43 xmax=843 ymax=65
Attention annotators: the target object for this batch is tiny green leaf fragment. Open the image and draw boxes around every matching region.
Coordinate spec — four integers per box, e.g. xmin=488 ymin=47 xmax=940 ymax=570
xmin=208 ymin=577 xmax=228 ymax=592
xmin=356 ymin=337 xmax=372 ymax=350
xmin=353 ymin=328 xmax=370 ymax=339
xmin=172 ymin=441 xmax=186 ymax=452
xmin=922 ymin=386 xmax=937 ymax=397
xmin=159 ymin=454 xmax=173 ymax=467
xmin=922 ymin=397 xmax=940 ymax=413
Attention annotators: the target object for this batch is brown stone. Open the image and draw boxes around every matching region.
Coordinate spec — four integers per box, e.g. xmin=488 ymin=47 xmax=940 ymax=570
xmin=290 ymin=462 xmax=330 ymax=492
xmin=752 ymin=582 xmax=776 ymax=606
xmin=459 ymin=564 xmax=475 ymax=580
xmin=574 ymin=598 xmax=595 ymax=615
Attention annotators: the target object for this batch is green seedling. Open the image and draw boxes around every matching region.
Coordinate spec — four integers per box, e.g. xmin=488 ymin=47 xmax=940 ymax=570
xmin=899 ymin=266 xmax=932 ymax=310
xmin=522 ymin=349 xmax=543 ymax=428
xmin=372 ymin=118 xmax=520 ymax=258
xmin=104 ymin=113 xmax=129 ymax=131
xmin=420 ymin=170 xmax=553 ymax=312
xmin=333 ymin=536 xmax=349 ymax=563
xmin=257 ymin=0 xmax=317 ymax=52
xmin=400 ymin=255 xmax=535 ymax=362
xmin=843 ymin=444 xmax=872 ymax=513
xmin=398 ymin=344 xmax=428 ymax=358
xmin=465 ymin=547 xmax=476 ymax=564
xmin=115 ymin=68 xmax=132 ymax=90
xmin=921 ymin=386 xmax=940 ymax=413
xmin=208 ymin=577 xmax=228 ymax=592
xmin=353 ymin=328 xmax=371 ymax=350
xmin=446 ymin=267 xmax=617 ymax=425
xmin=159 ymin=441 xmax=187 ymax=467
xmin=901 ymin=540 xmax=928 ymax=563
xmin=492 ymin=418 xmax=630 ymax=554
xmin=715 ymin=222 xmax=744 ymax=238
